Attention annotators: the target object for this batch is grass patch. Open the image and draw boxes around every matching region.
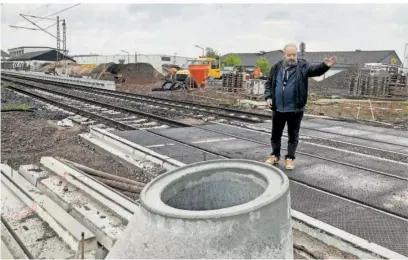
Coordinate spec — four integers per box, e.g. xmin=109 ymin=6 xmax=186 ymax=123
xmin=2 ymin=104 xmax=31 ymax=110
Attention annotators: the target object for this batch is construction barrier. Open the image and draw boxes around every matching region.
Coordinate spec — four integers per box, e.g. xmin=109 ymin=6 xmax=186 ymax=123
xmin=1 ymin=70 xmax=116 ymax=90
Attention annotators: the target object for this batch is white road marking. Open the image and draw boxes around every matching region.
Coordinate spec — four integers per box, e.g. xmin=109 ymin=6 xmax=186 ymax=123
xmin=317 ymin=126 xmax=343 ymax=131
xmin=192 ymin=137 xmax=236 ymax=144
xmin=146 ymin=143 xmax=175 ymax=148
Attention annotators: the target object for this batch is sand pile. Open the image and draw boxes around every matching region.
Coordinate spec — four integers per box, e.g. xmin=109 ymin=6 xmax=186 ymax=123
xmin=38 ymin=60 xmax=76 ymax=72
xmin=69 ymin=66 xmax=95 ymax=77
xmin=36 ymin=60 xmax=94 ymax=77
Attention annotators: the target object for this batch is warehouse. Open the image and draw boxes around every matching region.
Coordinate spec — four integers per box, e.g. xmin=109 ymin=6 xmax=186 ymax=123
xmin=2 ymin=47 xmax=75 ymax=71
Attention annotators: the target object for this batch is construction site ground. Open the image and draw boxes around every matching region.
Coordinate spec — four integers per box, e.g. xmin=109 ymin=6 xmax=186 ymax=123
xmin=115 ymin=80 xmax=408 ymax=130
xmin=1 ymin=75 xmax=406 ymax=259
xmin=0 ymin=87 xmax=144 ymax=200
xmin=29 ymin=61 xmax=407 ymax=130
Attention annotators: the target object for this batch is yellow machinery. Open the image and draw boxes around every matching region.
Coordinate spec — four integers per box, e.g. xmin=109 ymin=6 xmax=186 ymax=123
xmin=174 ymin=57 xmax=222 ymax=85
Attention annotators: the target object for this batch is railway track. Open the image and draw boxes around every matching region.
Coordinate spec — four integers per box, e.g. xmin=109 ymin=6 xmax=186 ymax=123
xmin=4 ymin=73 xmax=408 ymax=163
xmin=3 ymin=72 xmax=408 ymax=157
xmin=3 ymin=76 xmax=408 ymax=220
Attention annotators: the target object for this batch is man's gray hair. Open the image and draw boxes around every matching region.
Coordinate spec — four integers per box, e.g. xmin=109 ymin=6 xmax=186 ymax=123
xmin=283 ymin=43 xmax=297 ymax=51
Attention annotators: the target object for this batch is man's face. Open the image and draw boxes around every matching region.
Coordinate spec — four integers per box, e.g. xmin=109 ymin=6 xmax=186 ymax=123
xmin=283 ymin=46 xmax=297 ymax=65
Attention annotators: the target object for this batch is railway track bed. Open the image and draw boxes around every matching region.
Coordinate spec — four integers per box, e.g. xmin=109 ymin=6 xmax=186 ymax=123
xmin=2 ymin=72 xmax=408 ymax=257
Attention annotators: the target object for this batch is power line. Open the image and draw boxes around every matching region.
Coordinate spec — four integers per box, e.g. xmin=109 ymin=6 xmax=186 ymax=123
xmin=26 ymin=4 xmax=50 ymax=14
xmin=15 ymin=4 xmax=51 ymax=30
xmin=42 ymin=3 xmax=81 ymax=19
xmin=13 ymin=3 xmax=80 ymax=30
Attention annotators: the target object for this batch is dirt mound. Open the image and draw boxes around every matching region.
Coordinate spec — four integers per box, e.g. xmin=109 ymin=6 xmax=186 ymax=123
xmin=116 ymin=63 xmax=163 ymax=85
xmin=87 ymin=63 xmax=115 ymax=79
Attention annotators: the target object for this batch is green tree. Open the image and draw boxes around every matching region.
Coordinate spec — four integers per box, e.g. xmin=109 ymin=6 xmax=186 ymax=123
xmin=205 ymin=47 xmax=219 ymax=58
xmin=224 ymin=54 xmax=242 ymax=66
xmin=256 ymin=56 xmax=271 ymax=75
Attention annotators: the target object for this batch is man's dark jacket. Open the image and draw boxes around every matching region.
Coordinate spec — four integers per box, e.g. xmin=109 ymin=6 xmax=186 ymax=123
xmin=264 ymin=59 xmax=330 ymax=112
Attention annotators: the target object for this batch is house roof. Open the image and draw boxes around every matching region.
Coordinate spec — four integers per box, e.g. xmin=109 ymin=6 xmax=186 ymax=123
xmin=301 ymin=50 xmax=397 ymax=66
xmin=1 ymin=50 xmax=10 ymax=57
xmin=224 ymin=50 xmax=400 ymax=67
xmin=10 ymin=50 xmax=75 ymax=62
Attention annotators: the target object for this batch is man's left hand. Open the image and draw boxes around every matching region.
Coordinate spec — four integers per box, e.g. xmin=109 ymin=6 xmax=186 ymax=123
xmin=324 ymin=56 xmax=337 ymax=67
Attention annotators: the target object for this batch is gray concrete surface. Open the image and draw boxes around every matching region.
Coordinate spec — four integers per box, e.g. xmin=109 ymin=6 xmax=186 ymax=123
xmin=113 ymin=124 xmax=408 ymax=256
xmin=107 ymin=160 xmax=293 ymax=259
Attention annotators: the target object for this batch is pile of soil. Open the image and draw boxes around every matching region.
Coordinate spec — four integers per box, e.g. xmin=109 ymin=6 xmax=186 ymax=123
xmin=87 ymin=63 xmax=163 ymax=85
xmin=87 ymin=63 xmax=116 ymax=79
xmin=116 ymin=63 xmax=163 ymax=85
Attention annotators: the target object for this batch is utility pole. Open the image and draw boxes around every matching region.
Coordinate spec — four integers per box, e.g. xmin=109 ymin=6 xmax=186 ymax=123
xmin=121 ymin=50 xmax=130 ymax=63
xmin=300 ymin=42 xmax=306 ymax=59
xmin=62 ymin=19 xmax=67 ymax=75
xmin=195 ymin=45 xmax=204 ymax=57
xmin=56 ymin=16 xmax=60 ymax=63
xmin=9 ymin=4 xmax=80 ymax=73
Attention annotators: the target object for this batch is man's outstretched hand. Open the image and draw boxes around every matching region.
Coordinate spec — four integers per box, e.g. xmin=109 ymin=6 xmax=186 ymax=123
xmin=324 ymin=56 xmax=337 ymax=67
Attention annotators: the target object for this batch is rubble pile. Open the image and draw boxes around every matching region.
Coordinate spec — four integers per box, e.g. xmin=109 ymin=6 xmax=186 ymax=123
xmin=310 ymin=67 xmax=359 ymax=95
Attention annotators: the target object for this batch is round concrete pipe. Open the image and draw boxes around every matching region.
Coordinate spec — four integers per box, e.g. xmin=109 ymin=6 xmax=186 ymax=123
xmin=106 ymin=159 xmax=293 ymax=259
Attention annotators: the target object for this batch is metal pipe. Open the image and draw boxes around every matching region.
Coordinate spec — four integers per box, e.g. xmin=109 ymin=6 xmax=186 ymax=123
xmin=93 ymin=177 xmax=143 ymax=193
xmin=59 ymin=158 xmax=145 ymax=187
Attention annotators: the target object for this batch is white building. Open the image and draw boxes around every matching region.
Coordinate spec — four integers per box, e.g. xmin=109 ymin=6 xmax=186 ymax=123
xmin=8 ymin=46 xmax=69 ymax=60
xmin=71 ymin=54 xmax=189 ymax=72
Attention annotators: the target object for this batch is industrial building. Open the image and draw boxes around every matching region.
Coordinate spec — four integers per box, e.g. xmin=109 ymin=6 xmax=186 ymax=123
xmin=2 ymin=46 xmax=75 ymax=71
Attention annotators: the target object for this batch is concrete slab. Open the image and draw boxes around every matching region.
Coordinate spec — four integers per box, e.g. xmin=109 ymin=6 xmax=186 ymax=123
xmin=40 ymin=157 xmax=135 ymax=220
xmin=300 ymin=129 xmax=408 ymax=152
xmin=1 ymin=182 xmax=75 ymax=259
xmin=36 ymin=173 xmax=126 ymax=250
xmin=1 ymin=164 xmax=97 ymax=252
xmin=1 ymin=222 xmax=28 ymax=259
xmin=290 ymin=186 xmax=408 ymax=258
xmin=365 ymin=133 xmax=408 ymax=147
xmin=110 ymin=129 xmax=223 ymax=165
xmin=1 ymin=238 xmax=15 ymax=259
xmin=309 ymin=118 xmax=408 ymax=138
xmin=120 ymin=125 xmax=408 ymax=215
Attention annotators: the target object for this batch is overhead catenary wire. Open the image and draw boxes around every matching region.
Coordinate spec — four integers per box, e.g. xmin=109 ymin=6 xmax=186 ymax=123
xmin=11 ymin=3 xmax=80 ymax=31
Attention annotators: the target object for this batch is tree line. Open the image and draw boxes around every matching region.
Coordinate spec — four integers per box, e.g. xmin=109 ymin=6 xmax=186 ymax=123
xmin=204 ymin=47 xmax=271 ymax=75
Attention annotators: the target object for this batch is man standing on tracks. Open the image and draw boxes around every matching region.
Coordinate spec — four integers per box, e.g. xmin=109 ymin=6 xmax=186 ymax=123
xmin=264 ymin=43 xmax=336 ymax=170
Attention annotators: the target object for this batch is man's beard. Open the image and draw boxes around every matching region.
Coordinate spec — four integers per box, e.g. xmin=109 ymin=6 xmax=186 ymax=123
xmin=283 ymin=59 xmax=297 ymax=67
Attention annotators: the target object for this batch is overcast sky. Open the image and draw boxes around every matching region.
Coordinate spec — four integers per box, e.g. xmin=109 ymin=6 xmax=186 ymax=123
xmin=1 ymin=3 xmax=408 ymax=60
